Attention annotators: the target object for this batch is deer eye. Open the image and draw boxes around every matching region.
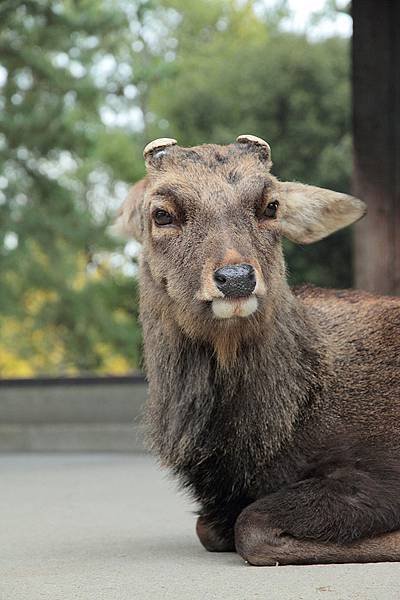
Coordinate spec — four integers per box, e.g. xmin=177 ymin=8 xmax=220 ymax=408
xmin=153 ymin=209 xmax=174 ymax=226
xmin=263 ymin=200 xmax=279 ymax=219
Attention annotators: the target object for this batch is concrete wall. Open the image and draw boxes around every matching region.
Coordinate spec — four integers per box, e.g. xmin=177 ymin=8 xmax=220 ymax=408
xmin=0 ymin=376 xmax=148 ymax=452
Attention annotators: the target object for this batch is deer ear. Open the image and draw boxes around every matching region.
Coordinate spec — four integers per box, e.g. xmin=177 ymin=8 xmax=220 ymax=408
xmin=278 ymin=182 xmax=367 ymax=244
xmin=113 ymin=178 xmax=147 ymax=242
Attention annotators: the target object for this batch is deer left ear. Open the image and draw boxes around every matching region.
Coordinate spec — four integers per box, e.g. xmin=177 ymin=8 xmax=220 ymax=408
xmin=278 ymin=182 xmax=367 ymax=244
xmin=113 ymin=178 xmax=147 ymax=242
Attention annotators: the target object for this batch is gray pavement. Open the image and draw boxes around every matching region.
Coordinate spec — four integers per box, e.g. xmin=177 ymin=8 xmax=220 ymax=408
xmin=0 ymin=454 xmax=399 ymax=600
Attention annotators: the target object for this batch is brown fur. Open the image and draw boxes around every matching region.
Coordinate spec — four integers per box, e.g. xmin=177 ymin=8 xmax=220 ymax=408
xmin=116 ymin=139 xmax=400 ymax=565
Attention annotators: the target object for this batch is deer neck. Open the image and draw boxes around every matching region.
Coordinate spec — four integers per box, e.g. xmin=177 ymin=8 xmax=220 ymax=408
xmin=142 ymin=284 xmax=331 ymax=473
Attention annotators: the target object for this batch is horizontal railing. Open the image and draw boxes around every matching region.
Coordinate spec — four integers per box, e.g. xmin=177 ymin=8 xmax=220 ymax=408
xmin=0 ymin=374 xmax=146 ymax=386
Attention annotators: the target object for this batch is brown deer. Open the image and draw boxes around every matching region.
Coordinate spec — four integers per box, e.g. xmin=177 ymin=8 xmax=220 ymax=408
xmin=116 ymin=135 xmax=400 ymax=565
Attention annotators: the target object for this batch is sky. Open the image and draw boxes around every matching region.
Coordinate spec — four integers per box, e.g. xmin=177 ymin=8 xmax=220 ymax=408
xmin=275 ymin=0 xmax=352 ymax=38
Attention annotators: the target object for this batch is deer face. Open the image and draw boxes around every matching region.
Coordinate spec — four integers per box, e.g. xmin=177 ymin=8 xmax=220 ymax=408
xmin=116 ymin=136 xmax=366 ymax=356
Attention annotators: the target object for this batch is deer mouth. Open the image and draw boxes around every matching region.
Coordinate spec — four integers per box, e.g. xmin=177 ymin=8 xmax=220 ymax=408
xmin=211 ymin=295 xmax=258 ymax=319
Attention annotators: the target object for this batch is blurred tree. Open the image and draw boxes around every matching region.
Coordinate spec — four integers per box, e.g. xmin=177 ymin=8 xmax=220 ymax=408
xmin=0 ymin=0 xmax=142 ymax=374
xmin=0 ymin=0 xmax=353 ymax=376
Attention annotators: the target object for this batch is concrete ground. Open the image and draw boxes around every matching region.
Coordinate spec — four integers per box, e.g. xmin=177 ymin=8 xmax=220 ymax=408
xmin=1 ymin=454 xmax=399 ymax=600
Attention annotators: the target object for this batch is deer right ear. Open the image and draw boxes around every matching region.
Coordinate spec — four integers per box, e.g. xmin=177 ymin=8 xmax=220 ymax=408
xmin=113 ymin=178 xmax=147 ymax=242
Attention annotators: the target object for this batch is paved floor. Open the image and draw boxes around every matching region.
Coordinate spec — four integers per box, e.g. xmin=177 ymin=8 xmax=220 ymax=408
xmin=1 ymin=454 xmax=399 ymax=600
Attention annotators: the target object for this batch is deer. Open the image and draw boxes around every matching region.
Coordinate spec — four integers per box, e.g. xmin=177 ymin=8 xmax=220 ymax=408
xmin=115 ymin=135 xmax=400 ymax=565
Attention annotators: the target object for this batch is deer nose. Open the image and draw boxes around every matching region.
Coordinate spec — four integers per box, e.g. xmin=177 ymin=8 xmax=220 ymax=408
xmin=213 ymin=264 xmax=256 ymax=298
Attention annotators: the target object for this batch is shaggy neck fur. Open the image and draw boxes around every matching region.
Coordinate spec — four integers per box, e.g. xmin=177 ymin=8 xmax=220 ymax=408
xmin=141 ymin=268 xmax=333 ymax=501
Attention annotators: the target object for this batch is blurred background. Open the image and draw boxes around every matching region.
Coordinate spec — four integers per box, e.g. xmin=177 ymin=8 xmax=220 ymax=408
xmin=0 ymin=0 xmax=398 ymax=380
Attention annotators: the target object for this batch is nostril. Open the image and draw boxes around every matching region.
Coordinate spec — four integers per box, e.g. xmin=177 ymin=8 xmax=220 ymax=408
xmin=214 ymin=273 xmax=227 ymax=285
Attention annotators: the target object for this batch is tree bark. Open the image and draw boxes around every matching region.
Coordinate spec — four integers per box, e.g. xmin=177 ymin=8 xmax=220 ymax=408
xmin=352 ymin=0 xmax=400 ymax=295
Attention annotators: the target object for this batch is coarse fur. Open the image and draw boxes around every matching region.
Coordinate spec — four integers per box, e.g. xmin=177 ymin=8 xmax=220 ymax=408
xmin=116 ymin=138 xmax=400 ymax=565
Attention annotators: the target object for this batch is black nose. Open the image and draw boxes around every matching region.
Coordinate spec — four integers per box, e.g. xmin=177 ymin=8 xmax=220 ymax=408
xmin=214 ymin=264 xmax=256 ymax=298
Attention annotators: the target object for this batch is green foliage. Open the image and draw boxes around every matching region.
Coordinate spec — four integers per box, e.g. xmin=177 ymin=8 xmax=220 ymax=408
xmin=0 ymin=0 xmax=353 ymax=375
xmin=0 ymin=0 xmax=141 ymax=374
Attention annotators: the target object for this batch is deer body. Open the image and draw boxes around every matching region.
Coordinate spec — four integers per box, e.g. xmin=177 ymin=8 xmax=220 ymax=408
xmin=117 ymin=136 xmax=400 ymax=565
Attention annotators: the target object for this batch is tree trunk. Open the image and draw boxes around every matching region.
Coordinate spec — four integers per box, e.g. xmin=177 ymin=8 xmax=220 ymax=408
xmin=352 ymin=0 xmax=400 ymax=295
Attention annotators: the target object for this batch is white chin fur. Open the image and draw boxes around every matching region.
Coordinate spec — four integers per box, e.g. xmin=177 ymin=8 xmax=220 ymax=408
xmin=212 ymin=296 xmax=258 ymax=319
